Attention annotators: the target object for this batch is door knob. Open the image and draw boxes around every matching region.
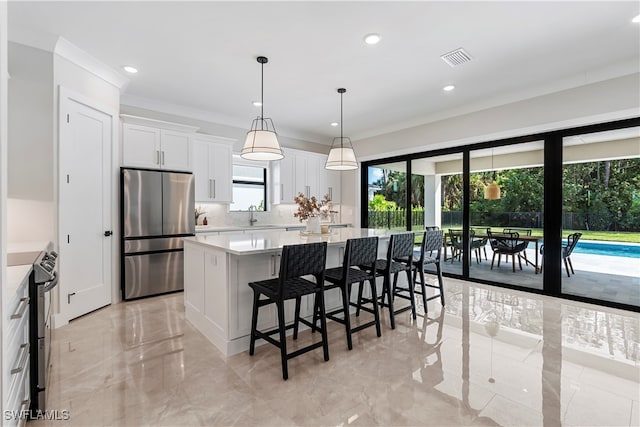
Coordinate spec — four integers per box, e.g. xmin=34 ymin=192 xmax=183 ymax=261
xmin=104 ymin=230 xmax=113 ymax=237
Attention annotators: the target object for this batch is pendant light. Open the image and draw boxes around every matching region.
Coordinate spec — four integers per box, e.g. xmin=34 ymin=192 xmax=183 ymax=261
xmin=325 ymin=88 xmax=358 ymax=170
xmin=484 ymin=148 xmax=501 ymax=200
xmin=241 ymin=56 xmax=284 ymax=161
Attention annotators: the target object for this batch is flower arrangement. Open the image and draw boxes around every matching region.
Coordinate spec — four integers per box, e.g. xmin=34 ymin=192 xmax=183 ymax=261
xmin=294 ymin=193 xmax=333 ymax=222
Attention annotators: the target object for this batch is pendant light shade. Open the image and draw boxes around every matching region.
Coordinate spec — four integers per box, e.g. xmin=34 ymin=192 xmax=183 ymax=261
xmin=326 ymin=88 xmax=358 ymax=170
xmin=241 ymin=56 xmax=284 ymax=161
xmin=484 ymin=182 xmax=501 ymax=200
xmin=484 ymin=148 xmax=501 ymax=200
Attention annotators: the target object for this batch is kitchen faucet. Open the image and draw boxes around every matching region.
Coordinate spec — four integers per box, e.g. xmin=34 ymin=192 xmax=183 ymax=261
xmin=248 ymin=205 xmax=258 ymax=225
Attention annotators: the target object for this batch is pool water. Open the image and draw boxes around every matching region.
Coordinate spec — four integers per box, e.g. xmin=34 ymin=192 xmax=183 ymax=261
xmin=573 ymin=241 xmax=640 ymax=259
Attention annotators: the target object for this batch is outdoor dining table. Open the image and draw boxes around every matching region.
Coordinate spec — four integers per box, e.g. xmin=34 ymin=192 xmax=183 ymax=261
xmin=443 ymin=232 xmax=544 ymax=273
xmin=477 ymin=233 xmax=544 ymax=273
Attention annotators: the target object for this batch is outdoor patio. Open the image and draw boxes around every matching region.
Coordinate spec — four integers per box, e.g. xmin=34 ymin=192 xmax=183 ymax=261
xmin=430 ymin=246 xmax=640 ymax=307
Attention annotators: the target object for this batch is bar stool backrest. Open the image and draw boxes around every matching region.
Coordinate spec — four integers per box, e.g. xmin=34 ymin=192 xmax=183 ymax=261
xmin=278 ymin=242 xmax=327 ymax=295
xmin=423 ymin=230 xmax=444 ymax=255
xmin=344 ymin=237 xmax=379 ymax=268
xmin=389 ymin=232 xmax=416 ymax=264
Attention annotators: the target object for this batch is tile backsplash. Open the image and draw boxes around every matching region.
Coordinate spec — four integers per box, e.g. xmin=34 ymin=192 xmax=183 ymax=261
xmin=195 ymin=203 xmax=343 ymax=227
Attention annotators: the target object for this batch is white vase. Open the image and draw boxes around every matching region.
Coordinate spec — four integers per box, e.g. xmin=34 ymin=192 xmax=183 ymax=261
xmin=306 ymin=216 xmax=321 ymax=233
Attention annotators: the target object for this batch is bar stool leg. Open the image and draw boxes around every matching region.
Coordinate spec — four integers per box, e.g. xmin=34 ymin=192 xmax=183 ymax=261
xmin=406 ymin=269 xmax=417 ymax=319
xmin=276 ymin=301 xmax=288 ymax=380
xmin=385 ymin=273 xmax=396 ymax=330
xmin=417 ymin=268 xmax=428 ymax=313
xmin=317 ymin=292 xmax=330 ymax=362
xmin=293 ymin=296 xmax=301 ymax=340
xmin=341 ymin=284 xmax=353 ymax=350
xmin=356 ymin=283 xmax=364 ymax=317
xmin=369 ymin=278 xmax=382 ymax=337
xmin=249 ymin=291 xmax=260 ymax=356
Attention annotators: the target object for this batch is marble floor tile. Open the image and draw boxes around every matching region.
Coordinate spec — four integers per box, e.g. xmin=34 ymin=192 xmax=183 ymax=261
xmin=31 ymin=278 xmax=639 ymax=426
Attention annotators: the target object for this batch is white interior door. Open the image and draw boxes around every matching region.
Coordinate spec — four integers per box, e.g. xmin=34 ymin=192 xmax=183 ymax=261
xmin=59 ymin=94 xmax=112 ymax=321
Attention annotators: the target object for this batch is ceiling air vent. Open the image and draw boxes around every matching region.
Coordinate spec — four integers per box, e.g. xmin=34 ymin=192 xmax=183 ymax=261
xmin=440 ymin=48 xmax=472 ymax=67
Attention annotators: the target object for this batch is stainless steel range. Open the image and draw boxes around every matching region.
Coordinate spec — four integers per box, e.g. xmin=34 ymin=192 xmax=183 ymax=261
xmin=29 ymin=250 xmax=58 ymax=414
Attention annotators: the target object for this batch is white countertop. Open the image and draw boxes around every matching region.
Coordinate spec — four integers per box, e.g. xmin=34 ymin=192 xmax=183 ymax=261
xmin=6 ymin=265 xmax=32 ymax=299
xmin=184 ymin=228 xmax=393 ymax=255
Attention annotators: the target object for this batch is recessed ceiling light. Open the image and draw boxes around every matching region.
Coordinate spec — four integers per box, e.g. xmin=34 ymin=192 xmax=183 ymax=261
xmin=330 ymin=122 xmax=339 ymax=127
xmin=443 ymin=85 xmax=456 ymax=92
xmin=633 ymin=14 xmax=640 ymax=23
xmin=123 ymin=66 xmax=138 ymax=74
xmin=252 ymin=101 xmax=262 ymax=107
xmin=364 ymin=33 xmax=381 ymax=45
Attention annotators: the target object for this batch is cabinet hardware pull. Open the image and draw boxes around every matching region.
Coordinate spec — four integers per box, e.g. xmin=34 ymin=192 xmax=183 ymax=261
xmin=213 ymin=179 xmax=216 ymax=199
xmin=162 ymin=151 xmax=165 ymax=165
xmin=329 ymin=187 xmax=332 ymax=200
xmin=11 ymin=343 xmax=29 ymax=375
xmin=20 ymin=399 xmax=30 ymax=413
xmin=280 ymin=184 xmax=283 ymax=201
xmin=209 ymin=179 xmax=213 ymax=199
xmin=10 ymin=297 xmax=29 ymax=320
xmin=68 ymin=292 xmax=76 ymax=304
xmin=156 ymin=150 xmax=160 ymax=164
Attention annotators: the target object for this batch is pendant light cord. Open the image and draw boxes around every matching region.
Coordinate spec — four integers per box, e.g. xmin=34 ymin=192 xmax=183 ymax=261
xmin=340 ymin=91 xmax=344 ymax=149
xmin=260 ymin=60 xmax=264 ymax=129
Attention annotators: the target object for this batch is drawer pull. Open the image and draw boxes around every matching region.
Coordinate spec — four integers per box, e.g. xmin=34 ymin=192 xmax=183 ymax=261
xmin=11 ymin=343 xmax=29 ymax=375
xmin=20 ymin=399 xmax=30 ymax=413
xmin=10 ymin=297 xmax=29 ymax=320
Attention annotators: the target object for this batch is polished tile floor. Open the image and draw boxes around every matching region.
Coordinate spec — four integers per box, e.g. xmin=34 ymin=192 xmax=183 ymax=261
xmin=35 ymin=278 xmax=639 ymax=426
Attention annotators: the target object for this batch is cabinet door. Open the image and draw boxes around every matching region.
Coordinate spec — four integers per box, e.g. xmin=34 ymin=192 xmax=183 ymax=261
xmin=272 ymin=155 xmax=295 ymax=204
xmin=192 ymin=140 xmax=211 ymax=201
xmin=122 ymin=124 xmax=161 ymax=168
xmin=184 ymin=245 xmax=205 ymax=316
xmin=204 ymin=251 xmax=228 ymax=335
xmin=325 ymin=168 xmax=341 ymax=204
xmin=209 ymin=143 xmax=232 ymax=202
xmin=160 ymin=129 xmax=191 ymax=171
xmin=295 ymin=154 xmax=319 ymax=198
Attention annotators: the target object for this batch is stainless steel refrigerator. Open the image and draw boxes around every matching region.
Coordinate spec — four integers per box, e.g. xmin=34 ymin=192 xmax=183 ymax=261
xmin=121 ymin=168 xmax=195 ymax=300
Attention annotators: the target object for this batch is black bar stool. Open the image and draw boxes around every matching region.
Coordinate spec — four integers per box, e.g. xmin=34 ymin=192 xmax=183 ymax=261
xmin=319 ymin=237 xmax=381 ymax=350
xmin=407 ymin=229 xmax=445 ymax=313
xmin=248 ymin=242 xmax=329 ymax=380
xmin=357 ymin=232 xmax=415 ymax=330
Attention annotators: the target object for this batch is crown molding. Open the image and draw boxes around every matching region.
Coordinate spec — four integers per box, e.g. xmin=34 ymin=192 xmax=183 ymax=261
xmin=54 ymin=37 xmax=129 ymax=90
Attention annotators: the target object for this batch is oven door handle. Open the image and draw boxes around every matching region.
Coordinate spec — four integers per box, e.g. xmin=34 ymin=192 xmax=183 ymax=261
xmin=43 ymin=272 xmax=58 ymax=293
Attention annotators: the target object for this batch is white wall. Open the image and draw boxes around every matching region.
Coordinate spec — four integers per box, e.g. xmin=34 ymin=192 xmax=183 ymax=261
xmin=7 ymin=42 xmax=54 ymax=243
xmin=349 ymin=73 xmax=640 ymax=226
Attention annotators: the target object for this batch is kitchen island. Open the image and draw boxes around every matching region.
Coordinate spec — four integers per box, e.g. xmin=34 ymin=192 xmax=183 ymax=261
xmin=182 ymin=228 xmax=392 ymax=356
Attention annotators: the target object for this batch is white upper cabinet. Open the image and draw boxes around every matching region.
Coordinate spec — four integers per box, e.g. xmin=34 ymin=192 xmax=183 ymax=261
xmin=191 ymin=134 xmax=234 ymax=203
xmin=271 ymin=148 xmax=341 ymax=205
xmin=121 ymin=115 xmax=198 ymax=171
xmin=121 ymin=124 xmax=161 ymax=168
xmin=294 ymin=152 xmax=319 ymax=199
xmin=271 ymin=155 xmax=294 ymax=204
xmin=319 ymin=160 xmax=341 ymax=204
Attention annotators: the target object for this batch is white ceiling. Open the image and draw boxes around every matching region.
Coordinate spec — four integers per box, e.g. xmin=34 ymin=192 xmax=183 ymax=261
xmin=8 ymin=1 xmax=640 ymax=144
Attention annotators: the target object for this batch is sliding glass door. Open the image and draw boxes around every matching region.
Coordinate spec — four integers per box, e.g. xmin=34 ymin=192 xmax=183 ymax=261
xmin=561 ymin=127 xmax=640 ymax=306
xmin=469 ymin=142 xmax=544 ymax=290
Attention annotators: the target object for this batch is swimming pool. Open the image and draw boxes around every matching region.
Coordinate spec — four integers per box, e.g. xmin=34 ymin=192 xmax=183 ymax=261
xmin=573 ymin=241 xmax=640 ymax=258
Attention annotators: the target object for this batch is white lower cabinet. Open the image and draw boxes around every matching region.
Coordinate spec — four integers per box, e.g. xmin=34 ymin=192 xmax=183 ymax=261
xmin=3 ymin=271 xmax=30 ymax=427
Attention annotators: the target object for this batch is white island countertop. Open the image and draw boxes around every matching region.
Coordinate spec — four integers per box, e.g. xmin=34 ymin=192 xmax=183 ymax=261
xmin=183 ymin=227 xmax=394 ymax=255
